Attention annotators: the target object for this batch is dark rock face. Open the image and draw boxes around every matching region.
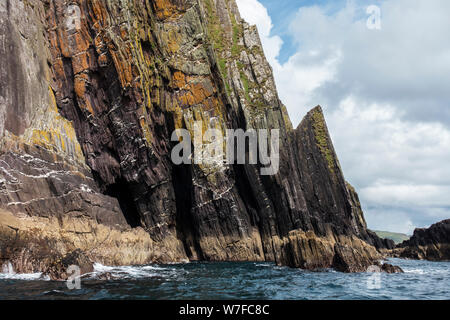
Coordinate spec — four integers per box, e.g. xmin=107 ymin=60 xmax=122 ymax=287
xmin=46 ymin=249 xmax=94 ymax=280
xmin=395 ymin=220 xmax=450 ymax=261
xmin=0 ymin=0 xmax=394 ymax=274
xmin=332 ymin=243 xmax=377 ymax=273
xmin=292 ymin=109 xmax=393 ymax=250
xmin=380 ymin=263 xmax=404 ymax=274
xmin=0 ymin=0 xmax=129 ymax=229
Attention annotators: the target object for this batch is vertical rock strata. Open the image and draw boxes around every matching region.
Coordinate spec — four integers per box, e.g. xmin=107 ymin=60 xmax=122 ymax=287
xmin=1 ymin=0 xmax=390 ymax=274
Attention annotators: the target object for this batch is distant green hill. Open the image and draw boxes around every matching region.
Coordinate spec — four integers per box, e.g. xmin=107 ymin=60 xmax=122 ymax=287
xmin=374 ymin=231 xmax=410 ymax=244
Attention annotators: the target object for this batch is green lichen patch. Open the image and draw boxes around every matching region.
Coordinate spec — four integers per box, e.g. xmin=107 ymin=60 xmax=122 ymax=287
xmin=311 ymin=108 xmax=336 ymax=175
xmin=203 ymin=0 xmax=232 ymax=95
xmin=230 ymin=9 xmax=243 ymax=57
xmin=201 ymin=0 xmax=270 ymax=113
xmin=203 ymin=0 xmax=227 ymax=53
xmin=239 ymin=71 xmax=251 ymax=101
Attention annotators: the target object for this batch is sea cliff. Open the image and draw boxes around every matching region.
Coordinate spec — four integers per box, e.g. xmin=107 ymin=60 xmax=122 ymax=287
xmin=1 ymin=0 xmax=395 ymax=278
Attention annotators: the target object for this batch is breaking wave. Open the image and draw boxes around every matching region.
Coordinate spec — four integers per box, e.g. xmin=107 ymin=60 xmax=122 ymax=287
xmin=0 ymin=262 xmax=49 ymax=281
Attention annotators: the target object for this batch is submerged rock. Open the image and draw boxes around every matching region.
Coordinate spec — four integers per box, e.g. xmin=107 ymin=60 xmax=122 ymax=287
xmin=366 ymin=263 xmax=404 ymax=274
xmin=0 ymin=0 xmax=397 ymax=273
xmin=380 ymin=263 xmax=404 ymax=274
xmin=45 ymin=249 xmax=94 ymax=281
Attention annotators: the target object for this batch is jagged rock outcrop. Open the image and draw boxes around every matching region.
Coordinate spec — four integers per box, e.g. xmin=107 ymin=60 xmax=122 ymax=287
xmin=0 ymin=0 xmax=394 ymax=278
xmin=393 ymin=219 xmax=450 ymax=261
xmin=379 ymin=263 xmax=403 ymax=273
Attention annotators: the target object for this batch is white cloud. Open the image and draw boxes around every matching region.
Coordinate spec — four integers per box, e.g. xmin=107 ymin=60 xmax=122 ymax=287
xmin=235 ymin=0 xmax=283 ymax=67
xmin=364 ymin=208 xmax=416 ymax=235
xmin=362 ymin=184 xmax=450 ymax=208
xmin=238 ymin=1 xmax=341 ymax=123
xmin=236 ymin=0 xmax=450 ymax=232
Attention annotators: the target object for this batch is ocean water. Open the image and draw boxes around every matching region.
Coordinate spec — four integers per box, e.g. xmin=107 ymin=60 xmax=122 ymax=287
xmin=0 ymin=258 xmax=449 ymax=300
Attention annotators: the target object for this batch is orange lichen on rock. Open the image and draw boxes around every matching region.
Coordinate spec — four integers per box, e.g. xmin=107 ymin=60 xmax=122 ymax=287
xmin=110 ymin=51 xmax=133 ymax=88
xmin=72 ymin=51 xmax=93 ymax=74
xmin=153 ymin=0 xmax=179 ymax=20
xmin=74 ymin=75 xmax=95 ymax=114
xmin=171 ymin=71 xmax=217 ymax=110
xmin=172 ymin=71 xmax=186 ymax=88
xmin=190 ymin=82 xmax=213 ymax=104
xmin=73 ymin=31 xmax=91 ymax=53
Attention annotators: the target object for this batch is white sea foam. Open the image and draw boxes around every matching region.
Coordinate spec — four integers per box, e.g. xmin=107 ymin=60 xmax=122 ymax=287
xmin=0 ymin=261 xmax=179 ymax=281
xmin=255 ymin=263 xmax=272 ymax=268
xmin=0 ymin=262 xmax=49 ymax=280
xmin=90 ymin=263 xmax=173 ymax=279
xmin=403 ymin=268 xmax=427 ymax=275
xmin=0 ymin=273 xmax=49 ymax=280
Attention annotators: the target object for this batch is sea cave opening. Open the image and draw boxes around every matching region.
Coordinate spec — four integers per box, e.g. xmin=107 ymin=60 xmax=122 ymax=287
xmin=105 ymin=179 xmax=142 ymax=228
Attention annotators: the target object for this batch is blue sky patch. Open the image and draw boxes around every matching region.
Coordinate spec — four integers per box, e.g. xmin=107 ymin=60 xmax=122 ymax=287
xmin=259 ymin=0 xmax=373 ymax=63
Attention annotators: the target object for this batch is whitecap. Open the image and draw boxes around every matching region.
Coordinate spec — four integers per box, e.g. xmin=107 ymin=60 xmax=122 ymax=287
xmin=90 ymin=263 xmax=172 ymax=280
xmin=403 ymin=268 xmax=426 ymax=274
xmin=0 ymin=262 xmax=49 ymax=281
xmin=0 ymin=272 xmax=48 ymax=280
xmin=254 ymin=263 xmax=272 ymax=267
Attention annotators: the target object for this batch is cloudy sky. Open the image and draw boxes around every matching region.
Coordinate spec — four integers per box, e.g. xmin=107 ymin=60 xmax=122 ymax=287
xmin=235 ymin=0 xmax=450 ymax=234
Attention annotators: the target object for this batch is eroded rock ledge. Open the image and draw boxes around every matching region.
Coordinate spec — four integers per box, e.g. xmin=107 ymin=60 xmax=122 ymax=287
xmin=0 ymin=209 xmax=185 ymax=280
xmin=1 ymin=0 xmax=399 ymax=278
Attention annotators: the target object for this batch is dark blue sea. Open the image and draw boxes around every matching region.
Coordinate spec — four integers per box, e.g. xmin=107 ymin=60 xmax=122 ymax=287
xmin=0 ymin=258 xmax=449 ymax=300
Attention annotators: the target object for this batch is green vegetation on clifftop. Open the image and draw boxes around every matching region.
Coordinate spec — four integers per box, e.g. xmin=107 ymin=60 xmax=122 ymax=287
xmin=374 ymin=231 xmax=410 ymax=244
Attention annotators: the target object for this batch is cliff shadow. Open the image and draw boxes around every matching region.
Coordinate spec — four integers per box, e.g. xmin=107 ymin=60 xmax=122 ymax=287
xmin=105 ymin=178 xmax=142 ymax=228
